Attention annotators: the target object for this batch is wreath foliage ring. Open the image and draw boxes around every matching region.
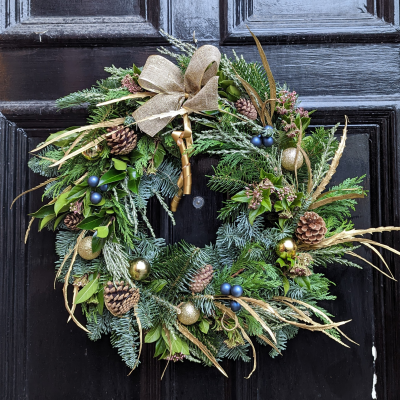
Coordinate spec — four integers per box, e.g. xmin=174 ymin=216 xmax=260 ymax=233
xmin=15 ymin=30 xmax=400 ymax=377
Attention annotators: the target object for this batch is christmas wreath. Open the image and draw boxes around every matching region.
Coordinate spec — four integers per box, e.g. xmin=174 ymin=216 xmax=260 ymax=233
xmin=12 ymin=30 xmax=400 ymax=378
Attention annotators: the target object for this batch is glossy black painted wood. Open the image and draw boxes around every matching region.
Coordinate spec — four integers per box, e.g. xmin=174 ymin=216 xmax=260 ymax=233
xmin=1 ymin=0 xmax=400 ymax=398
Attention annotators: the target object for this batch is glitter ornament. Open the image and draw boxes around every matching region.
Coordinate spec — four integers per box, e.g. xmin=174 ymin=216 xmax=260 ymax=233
xmin=129 ymin=258 xmax=151 ymax=281
xmin=281 ymin=147 xmax=304 ymax=171
xmin=177 ymin=302 xmax=200 ymax=325
xmin=276 ymin=237 xmax=297 ymax=260
xmin=78 ymin=236 xmax=101 ymax=260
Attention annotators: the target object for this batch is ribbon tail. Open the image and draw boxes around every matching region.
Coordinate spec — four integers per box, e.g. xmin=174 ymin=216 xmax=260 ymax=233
xmin=171 ymin=173 xmax=184 ymax=212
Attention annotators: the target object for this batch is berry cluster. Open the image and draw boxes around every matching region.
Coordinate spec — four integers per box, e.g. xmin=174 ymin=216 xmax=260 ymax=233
xmin=220 ymin=283 xmax=244 ymax=312
xmin=88 ymin=175 xmax=109 ymax=204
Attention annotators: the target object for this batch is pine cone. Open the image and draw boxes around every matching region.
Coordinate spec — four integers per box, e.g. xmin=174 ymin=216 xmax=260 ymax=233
xmin=296 ymin=212 xmax=327 ymax=245
xmin=235 ymin=98 xmax=257 ymax=120
xmin=64 ymin=213 xmax=83 ymax=230
xmin=104 ymin=281 xmax=140 ymax=316
xmin=190 ymin=264 xmax=213 ymax=293
xmin=121 ymin=74 xmax=143 ymax=94
xmin=106 ymin=125 xmax=137 ymax=155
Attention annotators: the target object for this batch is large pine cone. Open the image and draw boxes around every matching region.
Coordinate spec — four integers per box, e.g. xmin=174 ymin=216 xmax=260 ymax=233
xmin=190 ymin=264 xmax=213 ymax=293
xmin=104 ymin=281 xmax=140 ymax=316
xmin=296 ymin=212 xmax=327 ymax=245
xmin=106 ymin=125 xmax=137 ymax=155
xmin=235 ymin=98 xmax=257 ymax=120
xmin=64 ymin=213 xmax=83 ymax=230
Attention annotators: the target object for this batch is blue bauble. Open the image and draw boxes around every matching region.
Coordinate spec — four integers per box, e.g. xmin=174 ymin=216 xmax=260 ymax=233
xmin=230 ymin=284 xmax=243 ymax=298
xmin=88 ymin=175 xmax=100 ymax=188
xmin=230 ymin=300 xmax=241 ymax=312
xmin=250 ymin=136 xmax=262 ymax=147
xmin=220 ymin=283 xmax=232 ymax=295
xmin=262 ymin=136 xmax=274 ymax=147
xmin=99 ymin=184 xmax=108 ymax=192
xmin=90 ymin=192 xmax=102 ymax=204
xmin=262 ymin=125 xmax=274 ymax=135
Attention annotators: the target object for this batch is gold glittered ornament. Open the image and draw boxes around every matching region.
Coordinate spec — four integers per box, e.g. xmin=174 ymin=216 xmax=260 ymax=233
xmin=77 ymin=236 xmax=101 ymax=260
xmin=281 ymin=147 xmax=304 ymax=171
xmin=177 ymin=302 xmax=200 ymax=325
xmin=82 ymin=144 xmax=105 ymax=161
xmin=129 ymin=258 xmax=151 ymax=281
xmin=276 ymin=237 xmax=297 ymax=260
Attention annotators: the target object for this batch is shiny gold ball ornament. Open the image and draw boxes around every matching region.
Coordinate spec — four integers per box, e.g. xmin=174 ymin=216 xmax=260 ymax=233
xmin=281 ymin=147 xmax=304 ymax=171
xmin=129 ymin=258 xmax=151 ymax=281
xmin=177 ymin=302 xmax=200 ymax=325
xmin=77 ymin=236 xmax=101 ymax=260
xmin=276 ymin=237 xmax=297 ymax=260
xmin=82 ymin=144 xmax=105 ymax=161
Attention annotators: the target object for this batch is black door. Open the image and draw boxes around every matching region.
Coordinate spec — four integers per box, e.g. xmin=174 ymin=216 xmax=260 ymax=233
xmin=1 ymin=0 xmax=400 ymax=398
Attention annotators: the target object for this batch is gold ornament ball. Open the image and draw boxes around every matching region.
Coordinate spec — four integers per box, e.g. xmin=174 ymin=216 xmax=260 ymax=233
xmin=177 ymin=302 xmax=200 ymax=325
xmin=129 ymin=258 xmax=151 ymax=281
xmin=281 ymin=147 xmax=304 ymax=171
xmin=276 ymin=237 xmax=297 ymax=260
xmin=82 ymin=144 xmax=104 ymax=161
xmin=78 ymin=236 xmax=101 ymax=260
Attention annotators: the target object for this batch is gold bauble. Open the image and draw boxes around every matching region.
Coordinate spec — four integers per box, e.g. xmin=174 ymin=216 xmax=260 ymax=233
xmin=78 ymin=236 xmax=101 ymax=260
xmin=82 ymin=144 xmax=104 ymax=160
xmin=129 ymin=258 xmax=151 ymax=281
xmin=281 ymin=147 xmax=304 ymax=171
xmin=177 ymin=302 xmax=200 ymax=325
xmin=276 ymin=237 xmax=297 ymax=260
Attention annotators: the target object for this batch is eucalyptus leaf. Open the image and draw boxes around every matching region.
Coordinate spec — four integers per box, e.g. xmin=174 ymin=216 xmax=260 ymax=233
xmin=98 ymin=168 xmax=126 ymax=186
xmin=54 ymin=191 xmax=71 ymax=216
xmin=282 ymin=276 xmax=290 ymax=296
xmin=39 ymin=214 xmax=56 ymax=231
xmin=231 ymin=190 xmax=250 ymax=203
xmin=30 ymin=204 xmax=55 ymax=218
xmin=199 ymin=319 xmax=210 ymax=334
xmin=75 ymin=277 xmax=99 ymax=304
xmin=77 ymin=215 xmax=105 ymax=230
xmin=54 ymin=213 xmax=67 ymax=230
xmin=92 ymin=233 xmax=106 ymax=253
xmin=145 ymin=325 xmax=162 ymax=343
xmin=112 ymin=158 xmax=127 ymax=171
xmin=154 ymin=337 xmax=166 ymax=357
xmin=95 ymin=226 xmax=109 ymax=238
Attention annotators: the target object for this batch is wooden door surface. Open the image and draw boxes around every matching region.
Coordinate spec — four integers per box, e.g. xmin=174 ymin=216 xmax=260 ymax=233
xmin=1 ymin=0 xmax=400 ymax=399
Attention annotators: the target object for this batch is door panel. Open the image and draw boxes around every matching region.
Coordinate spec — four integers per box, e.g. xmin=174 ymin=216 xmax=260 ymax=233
xmin=1 ymin=0 xmax=400 ymax=398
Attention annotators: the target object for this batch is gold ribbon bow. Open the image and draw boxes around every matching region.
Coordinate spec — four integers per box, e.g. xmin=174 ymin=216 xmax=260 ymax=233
xmin=132 ymin=45 xmax=221 ymax=210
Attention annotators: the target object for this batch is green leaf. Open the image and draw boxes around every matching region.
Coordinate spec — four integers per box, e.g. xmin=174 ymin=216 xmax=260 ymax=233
xmin=226 ymin=85 xmax=241 ymax=98
xmin=282 ymin=276 xmax=290 ymax=296
xmin=98 ymin=168 xmax=126 ymax=186
xmin=171 ymin=336 xmax=182 ymax=354
xmin=39 ymin=214 xmax=56 ymax=231
xmin=133 ymin=64 xmax=142 ymax=75
xmin=54 ymin=191 xmax=71 ymax=216
xmin=276 ymin=258 xmax=287 ymax=268
xmin=30 ymin=204 xmax=55 ymax=218
xmin=45 ymin=126 xmax=80 ymax=147
xmin=130 ymin=149 xmax=143 ymax=164
xmin=91 ymin=232 xmax=106 ymax=253
xmin=67 ymin=185 xmax=88 ymax=202
xmin=97 ymin=290 xmax=104 ymax=315
xmin=112 ymin=158 xmax=127 ymax=171
xmin=77 ymin=215 xmax=105 ymax=230
xmin=54 ymin=212 xmax=67 ymax=229
xmin=219 ymin=79 xmax=235 ymax=88
xmin=261 ymin=196 xmax=272 ymax=211
xmin=231 ymin=190 xmax=250 ymax=203
xmin=153 ymin=145 xmax=166 ymax=168
xmin=148 ymin=279 xmax=168 ymax=293
xmin=75 ymin=277 xmax=99 ymax=304
xmin=95 ymin=226 xmax=109 ymax=238
xmin=295 ymin=276 xmax=311 ymax=290
xmin=145 ymin=325 xmax=162 ymax=343
xmin=127 ymin=167 xmax=140 ymax=194
xmin=249 ymin=205 xmax=267 ymax=225
xmin=274 ymin=201 xmax=284 ymax=212
xmin=154 ymin=337 xmax=166 ymax=357
xmin=199 ymin=319 xmax=210 ymax=334
xmin=180 ymin=340 xmax=190 ymax=355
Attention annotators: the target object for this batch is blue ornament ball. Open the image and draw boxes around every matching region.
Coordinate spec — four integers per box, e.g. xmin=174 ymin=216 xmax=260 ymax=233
xmin=90 ymin=192 xmax=102 ymax=204
xmin=262 ymin=136 xmax=274 ymax=147
xmin=250 ymin=136 xmax=262 ymax=147
xmin=262 ymin=125 xmax=274 ymax=135
xmin=220 ymin=283 xmax=232 ymax=295
xmin=88 ymin=175 xmax=100 ymax=188
xmin=230 ymin=300 xmax=241 ymax=312
xmin=99 ymin=184 xmax=108 ymax=192
xmin=230 ymin=284 xmax=243 ymax=298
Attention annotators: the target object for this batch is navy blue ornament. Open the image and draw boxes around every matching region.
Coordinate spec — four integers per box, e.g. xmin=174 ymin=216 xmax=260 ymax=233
xmin=250 ymin=136 xmax=262 ymax=147
xmin=230 ymin=284 xmax=243 ymax=298
xmin=262 ymin=136 xmax=274 ymax=147
xmin=99 ymin=184 xmax=108 ymax=192
xmin=88 ymin=175 xmax=100 ymax=188
xmin=220 ymin=283 xmax=232 ymax=295
xmin=230 ymin=300 xmax=241 ymax=312
xmin=90 ymin=192 xmax=102 ymax=204
xmin=262 ymin=125 xmax=274 ymax=135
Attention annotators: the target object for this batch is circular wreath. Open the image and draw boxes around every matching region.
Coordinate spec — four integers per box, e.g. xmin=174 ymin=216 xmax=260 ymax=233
xmin=14 ymin=30 xmax=399 ymax=378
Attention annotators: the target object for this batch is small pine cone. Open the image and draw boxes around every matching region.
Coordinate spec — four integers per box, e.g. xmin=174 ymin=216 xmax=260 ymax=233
xmin=121 ymin=74 xmax=143 ymax=94
xmin=296 ymin=211 xmax=327 ymax=245
xmin=190 ymin=264 xmax=214 ymax=293
xmin=64 ymin=213 xmax=84 ymax=230
xmin=235 ymin=98 xmax=257 ymax=120
xmin=106 ymin=125 xmax=137 ymax=155
xmin=104 ymin=281 xmax=140 ymax=316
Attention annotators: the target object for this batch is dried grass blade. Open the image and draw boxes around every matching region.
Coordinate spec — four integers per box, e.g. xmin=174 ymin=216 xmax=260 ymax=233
xmin=361 ymin=242 xmax=395 ymax=279
xmin=312 ymin=116 xmax=348 ymax=201
xmin=97 ymin=92 xmax=155 ymax=107
xmin=299 ymin=147 xmax=313 ymax=193
xmin=309 ymin=193 xmax=365 ymax=210
xmin=24 ymin=217 xmax=35 ymax=244
xmin=347 ymin=250 xmax=394 ymax=280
